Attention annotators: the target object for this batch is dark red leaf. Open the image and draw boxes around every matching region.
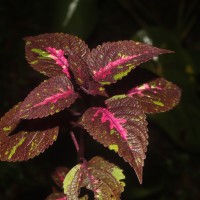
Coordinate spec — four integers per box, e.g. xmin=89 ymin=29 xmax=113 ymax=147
xmin=0 ymin=103 xmax=59 ymax=161
xmin=87 ymin=41 xmax=172 ymax=85
xmin=17 ymin=76 xmax=78 ymax=119
xmin=81 ymin=95 xmax=148 ymax=183
xmin=0 ymin=127 xmax=59 ymax=161
xmin=128 ymin=77 xmax=181 ymax=113
xmin=25 ymin=33 xmax=89 ymax=77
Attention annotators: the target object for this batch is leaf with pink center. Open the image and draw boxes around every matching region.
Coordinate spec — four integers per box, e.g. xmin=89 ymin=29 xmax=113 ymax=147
xmin=25 ymin=33 xmax=89 ymax=77
xmin=17 ymin=76 xmax=78 ymax=119
xmin=128 ymin=77 xmax=181 ymax=113
xmin=0 ymin=103 xmax=59 ymax=161
xmin=87 ymin=41 xmax=172 ymax=85
xmin=63 ymin=156 xmax=125 ymax=199
xmin=81 ymin=95 xmax=148 ymax=183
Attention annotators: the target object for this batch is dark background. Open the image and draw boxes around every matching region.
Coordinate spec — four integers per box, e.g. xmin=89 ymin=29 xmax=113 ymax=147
xmin=0 ymin=0 xmax=200 ymax=199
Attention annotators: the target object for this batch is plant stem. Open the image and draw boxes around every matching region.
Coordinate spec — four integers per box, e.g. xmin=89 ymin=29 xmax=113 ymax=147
xmin=70 ymin=131 xmax=79 ymax=153
xmin=70 ymin=130 xmax=85 ymax=162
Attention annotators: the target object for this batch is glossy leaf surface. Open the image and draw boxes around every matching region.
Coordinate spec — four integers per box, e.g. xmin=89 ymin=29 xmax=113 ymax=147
xmin=17 ymin=76 xmax=78 ymax=119
xmin=81 ymin=96 xmax=148 ymax=183
xmin=63 ymin=156 xmax=125 ymax=200
xmin=25 ymin=33 xmax=89 ymax=77
xmin=87 ymin=41 xmax=172 ymax=85
xmin=128 ymin=77 xmax=181 ymax=113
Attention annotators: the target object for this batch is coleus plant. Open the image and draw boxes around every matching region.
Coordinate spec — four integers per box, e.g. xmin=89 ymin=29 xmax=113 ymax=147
xmin=0 ymin=33 xmax=181 ymax=199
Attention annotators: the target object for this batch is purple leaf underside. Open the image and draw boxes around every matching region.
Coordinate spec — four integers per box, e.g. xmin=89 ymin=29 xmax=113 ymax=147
xmin=25 ymin=33 xmax=89 ymax=77
xmin=63 ymin=156 xmax=125 ymax=199
xmin=17 ymin=76 xmax=78 ymax=119
xmin=128 ymin=77 xmax=181 ymax=113
xmin=81 ymin=95 xmax=148 ymax=183
xmin=88 ymin=41 xmax=172 ymax=85
xmin=0 ymin=103 xmax=59 ymax=161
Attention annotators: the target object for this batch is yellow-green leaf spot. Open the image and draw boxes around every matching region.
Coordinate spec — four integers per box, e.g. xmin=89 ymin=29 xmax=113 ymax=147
xmin=30 ymin=142 xmax=37 ymax=152
xmin=99 ymin=87 xmax=105 ymax=91
xmin=30 ymin=60 xmax=38 ymax=65
xmin=53 ymin=134 xmax=57 ymax=141
xmin=31 ymin=48 xmax=50 ymax=58
xmin=110 ymin=129 xmax=115 ymax=135
xmin=77 ymin=78 xmax=83 ymax=84
xmin=109 ymin=94 xmax=126 ymax=100
xmin=109 ymin=144 xmax=119 ymax=153
xmin=8 ymin=137 xmax=26 ymax=159
xmin=153 ymin=100 xmax=164 ymax=107
xmin=135 ymin=157 xmax=142 ymax=166
xmin=3 ymin=126 xmax=12 ymax=131
xmin=113 ymin=65 xmax=135 ymax=81
xmin=99 ymin=81 xmax=111 ymax=85
xmin=50 ymin=105 xmax=55 ymax=110
xmin=111 ymin=167 xmax=126 ymax=186
xmin=63 ymin=164 xmax=81 ymax=194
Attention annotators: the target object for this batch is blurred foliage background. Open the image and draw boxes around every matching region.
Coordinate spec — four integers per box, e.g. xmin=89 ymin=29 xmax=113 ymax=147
xmin=0 ymin=0 xmax=200 ymax=199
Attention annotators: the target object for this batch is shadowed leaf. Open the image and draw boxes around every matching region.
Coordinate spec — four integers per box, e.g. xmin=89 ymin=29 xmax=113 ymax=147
xmin=81 ymin=96 xmax=148 ymax=183
xmin=87 ymin=41 xmax=172 ymax=85
xmin=0 ymin=103 xmax=59 ymax=161
xmin=128 ymin=77 xmax=181 ymax=113
xmin=63 ymin=156 xmax=125 ymax=199
xmin=17 ymin=76 xmax=78 ymax=119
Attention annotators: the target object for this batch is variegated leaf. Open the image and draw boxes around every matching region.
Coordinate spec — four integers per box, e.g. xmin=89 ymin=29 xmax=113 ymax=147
xmin=87 ymin=41 xmax=172 ymax=85
xmin=63 ymin=156 xmax=125 ymax=200
xmin=0 ymin=103 xmax=59 ymax=161
xmin=63 ymin=164 xmax=83 ymax=199
xmin=81 ymin=96 xmax=148 ymax=183
xmin=17 ymin=76 xmax=78 ymax=119
xmin=0 ymin=127 xmax=59 ymax=161
xmin=128 ymin=77 xmax=181 ymax=113
xmin=25 ymin=33 xmax=89 ymax=78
